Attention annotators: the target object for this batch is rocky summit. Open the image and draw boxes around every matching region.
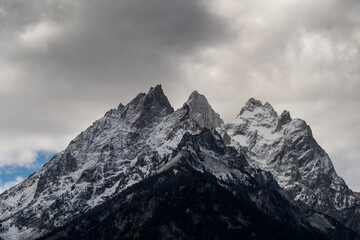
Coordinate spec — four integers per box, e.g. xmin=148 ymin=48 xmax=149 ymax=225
xmin=0 ymin=85 xmax=359 ymax=240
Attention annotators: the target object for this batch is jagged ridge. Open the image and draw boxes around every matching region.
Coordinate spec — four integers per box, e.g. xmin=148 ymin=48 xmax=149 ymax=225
xmin=37 ymin=129 xmax=359 ymax=240
xmin=226 ymin=98 xmax=360 ymax=232
xmin=0 ymin=85 xmax=359 ymax=239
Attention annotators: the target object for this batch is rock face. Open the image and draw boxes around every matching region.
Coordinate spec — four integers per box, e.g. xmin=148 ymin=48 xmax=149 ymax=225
xmin=225 ymin=98 xmax=359 ymax=230
xmin=0 ymin=86 xmax=359 ymax=240
xmin=36 ymin=129 xmax=359 ymax=240
xmin=184 ymin=90 xmax=224 ymax=129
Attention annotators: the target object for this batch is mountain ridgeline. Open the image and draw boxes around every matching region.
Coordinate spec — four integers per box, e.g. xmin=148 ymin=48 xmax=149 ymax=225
xmin=0 ymin=85 xmax=359 ymax=240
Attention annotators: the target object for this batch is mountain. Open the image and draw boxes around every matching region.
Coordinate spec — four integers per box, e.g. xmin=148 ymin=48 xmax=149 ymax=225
xmin=225 ymin=98 xmax=360 ymax=233
xmin=0 ymin=85 xmax=359 ymax=240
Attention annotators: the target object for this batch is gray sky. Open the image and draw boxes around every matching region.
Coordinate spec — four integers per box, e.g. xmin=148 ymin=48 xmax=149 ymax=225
xmin=0 ymin=0 xmax=359 ymax=191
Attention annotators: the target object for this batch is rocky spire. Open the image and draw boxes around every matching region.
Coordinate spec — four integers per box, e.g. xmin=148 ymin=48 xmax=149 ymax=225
xmin=143 ymin=85 xmax=174 ymax=115
xmin=123 ymin=85 xmax=174 ymax=128
xmin=184 ymin=90 xmax=224 ymax=129
xmin=241 ymin=98 xmax=263 ymax=113
xmin=239 ymin=98 xmax=278 ymax=119
xmin=275 ymin=110 xmax=292 ymax=131
xmin=103 ymin=85 xmax=174 ymax=124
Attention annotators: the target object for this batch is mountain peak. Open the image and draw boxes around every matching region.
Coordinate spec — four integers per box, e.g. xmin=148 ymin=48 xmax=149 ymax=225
xmin=279 ymin=110 xmax=291 ymax=121
xmin=117 ymin=103 xmax=124 ymax=110
xmin=184 ymin=91 xmax=224 ymax=129
xmin=1 ymin=87 xmax=360 ymax=239
xmin=188 ymin=90 xmax=201 ymax=100
xmin=274 ymin=110 xmax=292 ymax=131
xmin=247 ymin=97 xmax=263 ymax=107
xmin=115 ymin=85 xmax=174 ymax=128
xmin=238 ymin=97 xmax=277 ymax=119
xmin=239 ymin=98 xmax=263 ymax=115
xmin=144 ymin=84 xmax=173 ymax=111
xmin=148 ymin=84 xmax=163 ymax=94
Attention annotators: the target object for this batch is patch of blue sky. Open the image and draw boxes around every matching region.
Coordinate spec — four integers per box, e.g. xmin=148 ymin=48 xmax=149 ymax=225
xmin=0 ymin=151 xmax=55 ymax=192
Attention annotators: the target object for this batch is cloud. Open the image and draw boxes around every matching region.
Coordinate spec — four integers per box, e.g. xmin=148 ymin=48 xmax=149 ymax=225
xmin=0 ymin=151 xmax=53 ymax=194
xmin=0 ymin=0 xmax=359 ymax=191
xmin=181 ymin=0 xmax=360 ymax=190
xmin=0 ymin=0 xmax=229 ymax=166
xmin=0 ymin=176 xmax=24 ymax=194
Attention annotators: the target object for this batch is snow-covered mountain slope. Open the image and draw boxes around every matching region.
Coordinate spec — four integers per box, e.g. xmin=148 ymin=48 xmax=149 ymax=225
xmin=226 ymin=98 xmax=360 ymax=229
xmin=0 ymin=86 xmax=359 ymax=239
xmin=38 ymin=129 xmax=359 ymax=240
xmin=0 ymin=86 xmax=224 ymax=239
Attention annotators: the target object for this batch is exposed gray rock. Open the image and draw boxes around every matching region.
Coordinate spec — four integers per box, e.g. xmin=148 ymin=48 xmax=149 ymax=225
xmin=0 ymin=90 xmax=359 ymax=239
xmin=184 ymin=90 xmax=224 ymax=129
xmin=227 ymin=97 xmax=360 ymax=233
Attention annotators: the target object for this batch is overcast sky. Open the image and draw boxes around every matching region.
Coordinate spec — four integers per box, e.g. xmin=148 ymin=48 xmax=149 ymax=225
xmin=0 ymin=0 xmax=359 ymax=192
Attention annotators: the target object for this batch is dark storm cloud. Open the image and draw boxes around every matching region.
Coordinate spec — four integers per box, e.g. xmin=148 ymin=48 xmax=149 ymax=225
xmin=182 ymin=0 xmax=360 ymax=190
xmin=0 ymin=0 xmax=229 ymax=166
xmin=6 ymin=0 xmax=228 ymax=90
